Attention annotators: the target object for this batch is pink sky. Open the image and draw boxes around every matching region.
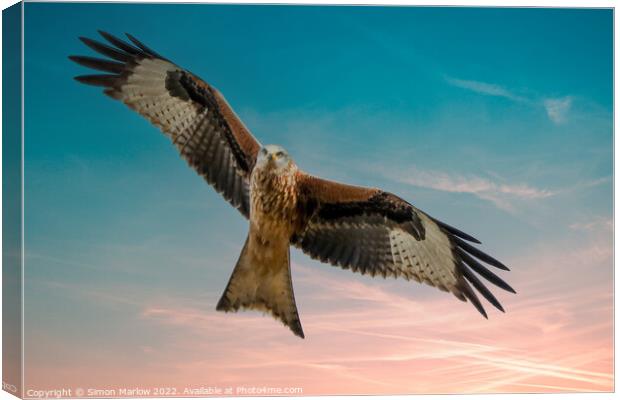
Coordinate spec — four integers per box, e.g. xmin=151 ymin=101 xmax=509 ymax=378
xmin=25 ymin=220 xmax=613 ymax=396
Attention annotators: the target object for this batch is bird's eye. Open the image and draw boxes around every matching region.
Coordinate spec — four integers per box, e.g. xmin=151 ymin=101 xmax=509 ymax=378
xmin=276 ymin=151 xmax=284 ymax=158
xmin=261 ymin=148 xmax=267 ymax=155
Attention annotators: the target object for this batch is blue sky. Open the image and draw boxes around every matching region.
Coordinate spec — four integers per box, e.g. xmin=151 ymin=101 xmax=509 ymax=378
xmin=22 ymin=4 xmax=612 ymax=394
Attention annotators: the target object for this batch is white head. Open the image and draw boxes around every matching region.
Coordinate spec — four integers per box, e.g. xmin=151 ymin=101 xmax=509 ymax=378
xmin=256 ymin=144 xmax=294 ymax=173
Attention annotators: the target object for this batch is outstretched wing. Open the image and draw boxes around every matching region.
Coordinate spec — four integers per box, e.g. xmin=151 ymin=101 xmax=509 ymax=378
xmin=294 ymin=173 xmax=515 ymax=317
xmin=70 ymin=31 xmax=261 ymax=217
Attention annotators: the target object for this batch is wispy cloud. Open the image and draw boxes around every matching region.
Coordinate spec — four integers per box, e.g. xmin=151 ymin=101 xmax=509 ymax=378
xmin=445 ymin=77 xmax=527 ymax=103
xmin=386 ymin=166 xmax=555 ymax=212
xmin=544 ymin=96 xmax=573 ymax=124
xmin=446 ymin=76 xmax=573 ymax=125
xmin=569 ymin=216 xmax=613 ymax=233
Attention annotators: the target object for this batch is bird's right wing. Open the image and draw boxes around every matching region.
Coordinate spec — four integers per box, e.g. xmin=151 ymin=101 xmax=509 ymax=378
xmin=70 ymin=31 xmax=261 ymax=217
xmin=294 ymin=173 xmax=515 ymax=318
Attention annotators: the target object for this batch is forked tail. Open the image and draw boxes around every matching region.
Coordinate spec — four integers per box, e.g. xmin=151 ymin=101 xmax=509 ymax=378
xmin=216 ymin=236 xmax=304 ymax=338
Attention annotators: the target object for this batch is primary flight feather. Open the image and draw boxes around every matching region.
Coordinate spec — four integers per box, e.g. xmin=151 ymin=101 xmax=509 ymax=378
xmin=70 ymin=31 xmax=515 ymax=338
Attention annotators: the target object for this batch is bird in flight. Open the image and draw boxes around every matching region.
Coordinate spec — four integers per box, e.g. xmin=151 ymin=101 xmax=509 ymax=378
xmin=70 ymin=31 xmax=515 ymax=339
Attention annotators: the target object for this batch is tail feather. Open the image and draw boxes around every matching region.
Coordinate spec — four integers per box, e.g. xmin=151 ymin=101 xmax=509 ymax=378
xmin=216 ymin=236 xmax=304 ymax=338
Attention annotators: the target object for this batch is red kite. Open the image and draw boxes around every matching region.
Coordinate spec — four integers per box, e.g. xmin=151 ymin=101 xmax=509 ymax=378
xmin=71 ymin=32 xmax=515 ymax=338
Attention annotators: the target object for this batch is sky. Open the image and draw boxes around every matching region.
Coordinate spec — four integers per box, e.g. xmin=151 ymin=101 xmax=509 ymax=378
xmin=22 ymin=3 xmax=612 ymax=396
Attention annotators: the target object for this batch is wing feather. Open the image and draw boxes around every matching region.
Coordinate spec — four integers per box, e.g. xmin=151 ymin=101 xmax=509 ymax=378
xmin=125 ymin=33 xmax=166 ymax=59
xmin=460 ymin=263 xmax=505 ymax=312
xmin=79 ymin=36 xmax=132 ymax=62
xmin=69 ymin=55 xmax=125 ymax=73
xmin=454 ymin=236 xmax=510 ymax=271
xmin=71 ymin=31 xmax=261 ymax=217
xmin=97 ymin=30 xmax=141 ymax=55
xmin=457 ymin=248 xmax=516 ymax=293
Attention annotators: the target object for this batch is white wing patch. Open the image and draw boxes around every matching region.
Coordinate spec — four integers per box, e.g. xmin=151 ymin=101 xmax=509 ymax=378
xmin=118 ymin=58 xmax=202 ymax=138
xmin=390 ymin=212 xmax=459 ymax=294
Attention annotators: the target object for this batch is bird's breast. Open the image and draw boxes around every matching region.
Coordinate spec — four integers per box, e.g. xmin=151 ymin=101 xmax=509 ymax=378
xmin=249 ymin=168 xmax=299 ymax=240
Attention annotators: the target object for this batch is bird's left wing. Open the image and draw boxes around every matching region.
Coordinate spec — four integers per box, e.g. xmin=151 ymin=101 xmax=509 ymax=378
xmin=294 ymin=173 xmax=515 ymax=318
xmin=70 ymin=32 xmax=261 ymax=217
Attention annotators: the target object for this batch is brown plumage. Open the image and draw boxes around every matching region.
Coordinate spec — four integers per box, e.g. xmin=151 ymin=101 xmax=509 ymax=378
xmin=71 ymin=32 xmax=515 ymax=338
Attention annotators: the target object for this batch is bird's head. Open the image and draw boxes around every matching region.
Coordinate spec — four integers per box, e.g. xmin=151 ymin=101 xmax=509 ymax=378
xmin=256 ymin=145 xmax=294 ymax=173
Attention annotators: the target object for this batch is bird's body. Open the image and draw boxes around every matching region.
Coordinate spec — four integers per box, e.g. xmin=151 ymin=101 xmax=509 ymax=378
xmin=250 ymin=146 xmax=301 ymax=241
xmin=217 ymin=146 xmax=305 ymax=336
xmin=71 ymin=31 xmax=516 ymax=339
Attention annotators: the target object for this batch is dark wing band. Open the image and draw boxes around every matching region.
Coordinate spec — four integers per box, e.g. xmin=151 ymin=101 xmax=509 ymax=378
xmin=294 ymin=173 xmax=515 ymax=318
xmin=70 ymin=31 xmax=261 ymax=217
